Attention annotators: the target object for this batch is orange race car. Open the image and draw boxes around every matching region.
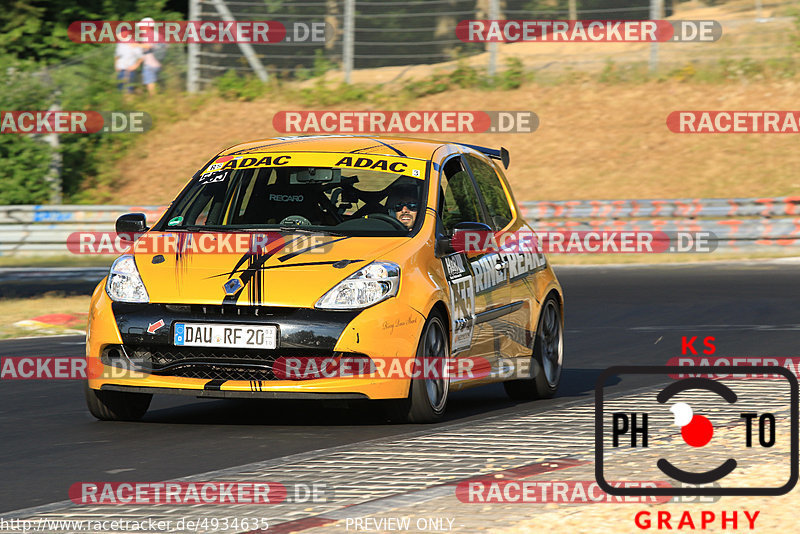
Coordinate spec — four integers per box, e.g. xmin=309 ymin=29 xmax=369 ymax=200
xmin=85 ymin=136 xmax=563 ymax=423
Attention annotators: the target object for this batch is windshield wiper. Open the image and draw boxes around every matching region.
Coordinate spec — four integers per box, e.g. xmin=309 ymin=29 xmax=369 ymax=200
xmin=277 ymin=225 xmax=346 ymax=236
xmin=162 ymin=224 xmax=230 ymax=232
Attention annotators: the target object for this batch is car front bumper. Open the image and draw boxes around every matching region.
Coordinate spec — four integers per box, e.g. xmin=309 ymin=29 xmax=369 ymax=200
xmin=86 ymin=283 xmax=426 ymax=400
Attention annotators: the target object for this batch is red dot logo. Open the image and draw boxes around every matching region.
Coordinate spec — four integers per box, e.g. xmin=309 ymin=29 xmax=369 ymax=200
xmin=671 ymin=402 xmax=714 ymax=447
xmin=681 ymin=414 xmax=714 ymax=447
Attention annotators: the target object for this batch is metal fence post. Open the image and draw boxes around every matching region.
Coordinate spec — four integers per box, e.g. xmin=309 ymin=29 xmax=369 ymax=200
xmin=755 ymin=0 xmax=764 ymax=21
xmin=343 ymin=0 xmax=355 ymax=83
xmin=568 ymin=0 xmax=577 ymax=21
xmin=187 ymin=0 xmax=199 ymax=92
xmin=649 ymin=0 xmax=663 ymax=73
xmin=488 ymin=0 xmax=499 ymax=77
xmin=209 ymin=0 xmax=269 ymax=82
xmin=43 ymin=98 xmax=62 ymax=204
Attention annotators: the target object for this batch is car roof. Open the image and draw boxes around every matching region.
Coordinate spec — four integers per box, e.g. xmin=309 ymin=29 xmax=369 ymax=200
xmin=218 ymin=135 xmax=462 ymax=162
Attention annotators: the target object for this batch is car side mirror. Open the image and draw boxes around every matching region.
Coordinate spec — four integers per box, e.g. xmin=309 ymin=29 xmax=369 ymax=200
xmin=116 ymin=213 xmax=148 ymax=241
xmin=436 ymin=234 xmax=454 ymax=256
xmin=438 ymin=221 xmax=493 ymax=256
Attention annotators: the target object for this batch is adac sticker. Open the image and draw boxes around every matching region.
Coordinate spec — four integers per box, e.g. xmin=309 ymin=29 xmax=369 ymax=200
xmin=206 ymin=152 xmax=425 ymax=178
xmin=333 ymin=156 xmax=408 ymax=173
xmin=220 ymin=155 xmax=292 ymax=170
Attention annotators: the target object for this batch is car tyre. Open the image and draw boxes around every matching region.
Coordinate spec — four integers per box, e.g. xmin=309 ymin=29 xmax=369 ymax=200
xmin=504 ymin=296 xmax=563 ymax=400
xmin=85 ymin=382 xmax=152 ymax=421
xmin=387 ymin=312 xmax=450 ymax=423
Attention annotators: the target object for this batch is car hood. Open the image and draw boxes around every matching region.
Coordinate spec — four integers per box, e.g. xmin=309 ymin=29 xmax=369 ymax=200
xmin=133 ymin=232 xmax=408 ymax=308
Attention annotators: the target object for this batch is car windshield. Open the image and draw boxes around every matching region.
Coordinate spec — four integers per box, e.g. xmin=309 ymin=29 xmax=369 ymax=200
xmin=161 ymin=155 xmax=427 ymax=236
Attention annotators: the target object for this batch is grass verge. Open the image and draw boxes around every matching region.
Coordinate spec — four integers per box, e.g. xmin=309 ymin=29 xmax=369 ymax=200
xmin=0 ymin=255 xmax=114 ymax=268
xmin=0 ymin=293 xmax=89 ymax=340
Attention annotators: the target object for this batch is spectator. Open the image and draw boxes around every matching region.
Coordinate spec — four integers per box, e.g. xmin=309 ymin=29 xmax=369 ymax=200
xmin=114 ymin=27 xmax=142 ymax=94
xmin=137 ymin=17 xmax=165 ymax=96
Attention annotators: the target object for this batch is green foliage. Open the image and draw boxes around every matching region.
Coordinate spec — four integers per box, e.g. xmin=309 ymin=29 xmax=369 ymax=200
xmin=296 ymin=81 xmax=374 ymax=107
xmin=791 ymin=7 xmax=800 ymax=53
xmin=598 ymin=59 xmax=622 ymax=83
xmin=0 ymin=55 xmax=55 ymax=204
xmin=0 ymin=0 xmax=182 ymax=64
xmin=214 ymin=70 xmax=269 ymax=101
xmin=402 ymin=61 xmax=488 ymax=99
xmin=0 ymin=0 xmax=185 ymax=204
xmin=403 ymin=70 xmax=452 ymax=98
xmin=498 ymin=57 xmax=527 ymax=89
xmin=0 ymin=136 xmax=52 ymax=204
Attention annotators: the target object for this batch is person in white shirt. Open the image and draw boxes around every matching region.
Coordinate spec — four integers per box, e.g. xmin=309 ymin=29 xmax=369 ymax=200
xmin=114 ymin=27 xmax=143 ymax=93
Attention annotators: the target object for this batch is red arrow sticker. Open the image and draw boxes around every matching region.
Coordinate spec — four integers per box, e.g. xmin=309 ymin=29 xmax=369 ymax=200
xmin=147 ymin=319 xmax=165 ymax=334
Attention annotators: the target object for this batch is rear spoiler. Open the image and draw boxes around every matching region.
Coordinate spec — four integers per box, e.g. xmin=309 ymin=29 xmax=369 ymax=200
xmin=459 ymin=144 xmax=510 ymax=169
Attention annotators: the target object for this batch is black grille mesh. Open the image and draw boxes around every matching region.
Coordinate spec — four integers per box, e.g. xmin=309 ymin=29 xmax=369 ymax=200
xmin=110 ymin=345 xmax=367 ymax=382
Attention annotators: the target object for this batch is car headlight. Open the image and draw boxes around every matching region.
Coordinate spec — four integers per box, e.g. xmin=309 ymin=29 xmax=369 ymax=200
xmin=106 ymin=255 xmax=149 ymax=303
xmin=316 ymin=261 xmax=400 ymax=310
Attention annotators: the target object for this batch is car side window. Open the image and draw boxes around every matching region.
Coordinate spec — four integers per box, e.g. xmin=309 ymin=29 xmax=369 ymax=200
xmin=464 ymin=154 xmax=513 ymax=229
xmin=439 ymin=156 xmax=486 ymax=234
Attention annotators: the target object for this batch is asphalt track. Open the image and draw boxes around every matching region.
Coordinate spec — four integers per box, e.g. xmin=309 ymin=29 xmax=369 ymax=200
xmin=2 ymin=262 xmax=800 ymax=513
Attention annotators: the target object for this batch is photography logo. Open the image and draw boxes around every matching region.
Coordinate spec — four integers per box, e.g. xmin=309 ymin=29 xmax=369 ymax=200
xmin=595 ymin=366 xmax=798 ymax=496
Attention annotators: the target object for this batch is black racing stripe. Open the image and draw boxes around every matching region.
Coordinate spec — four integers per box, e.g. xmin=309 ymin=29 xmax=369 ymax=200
xmin=474 ymin=301 xmax=525 ymax=325
xmin=204 ymin=379 xmax=226 ymax=390
xmin=350 ymin=138 xmax=406 ymax=157
xmin=228 ymin=136 xmax=363 ymax=154
xmin=222 ymin=235 xmax=303 ymax=305
xmin=205 ymin=259 xmax=364 ymax=279
xmin=226 ymin=140 xmax=298 ymax=154
xmin=278 ymin=236 xmax=350 ymax=262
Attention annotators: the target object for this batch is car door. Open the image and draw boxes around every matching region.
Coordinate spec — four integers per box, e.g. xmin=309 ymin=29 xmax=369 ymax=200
xmin=462 ymin=152 xmax=547 ymax=377
xmin=437 ymin=154 xmax=509 ymax=380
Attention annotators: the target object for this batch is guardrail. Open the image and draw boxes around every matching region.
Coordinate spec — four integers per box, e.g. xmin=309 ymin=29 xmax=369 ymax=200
xmin=517 ymin=198 xmax=800 ymax=248
xmin=2 ymin=198 xmax=800 ymax=256
xmin=0 ymin=205 xmax=167 ymax=255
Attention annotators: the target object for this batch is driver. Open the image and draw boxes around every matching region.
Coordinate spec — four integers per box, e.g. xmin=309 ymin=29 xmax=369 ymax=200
xmin=386 ymin=185 xmax=419 ymax=231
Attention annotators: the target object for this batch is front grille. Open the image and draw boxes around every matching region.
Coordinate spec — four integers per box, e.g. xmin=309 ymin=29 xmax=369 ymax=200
xmin=105 ymin=345 xmax=370 ymax=382
xmin=151 ymin=362 xmax=275 ymax=382
xmin=129 ymin=346 xmax=282 ymax=366
xmin=163 ymin=304 xmax=299 ymax=319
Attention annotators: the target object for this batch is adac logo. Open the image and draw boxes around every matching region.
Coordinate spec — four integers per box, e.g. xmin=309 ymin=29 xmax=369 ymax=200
xmin=224 ymin=278 xmax=243 ymax=295
xmin=596 ymin=365 xmax=798 ymax=497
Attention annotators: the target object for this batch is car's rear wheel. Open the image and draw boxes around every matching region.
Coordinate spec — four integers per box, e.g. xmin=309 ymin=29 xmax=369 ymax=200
xmin=85 ymin=382 xmax=152 ymax=421
xmin=504 ymin=296 xmax=563 ymax=400
xmin=387 ymin=312 xmax=450 ymax=423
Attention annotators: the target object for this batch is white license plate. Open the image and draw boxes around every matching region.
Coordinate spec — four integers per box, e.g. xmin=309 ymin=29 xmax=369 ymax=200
xmin=174 ymin=323 xmax=277 ymax=349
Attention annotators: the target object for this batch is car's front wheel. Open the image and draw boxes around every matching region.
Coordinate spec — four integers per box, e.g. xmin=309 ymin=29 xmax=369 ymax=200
xmin=388 ymin=312 xmax=450 ymax=423
xmin=504 ymin=295 xmax=563 ymax=400
xmin=85 ymin=382 xmax=152 ymax=421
